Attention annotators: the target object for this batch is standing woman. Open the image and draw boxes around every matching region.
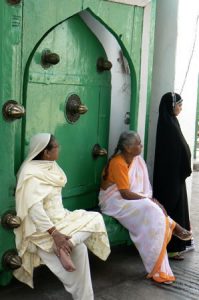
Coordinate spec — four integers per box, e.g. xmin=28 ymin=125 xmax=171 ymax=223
xmin=153 ymin=92 xmax=192 ymax=260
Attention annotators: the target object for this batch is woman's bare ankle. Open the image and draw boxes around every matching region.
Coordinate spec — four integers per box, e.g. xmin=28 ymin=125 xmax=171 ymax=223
xmin=173 ymin=223 xmax=192 ymax=241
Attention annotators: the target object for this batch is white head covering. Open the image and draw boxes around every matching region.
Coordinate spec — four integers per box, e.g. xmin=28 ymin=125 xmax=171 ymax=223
xmin=26 ymin=133 xmax=51 ymax=162
xmin=17 ymin=133 xmax=51 ymax=178
xmin=16 ymin=132 xmax=66 ymax=220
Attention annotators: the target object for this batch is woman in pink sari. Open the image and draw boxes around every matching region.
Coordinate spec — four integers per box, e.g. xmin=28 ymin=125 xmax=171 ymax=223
xmin=99 ymin=131 xmax=192 ymax=284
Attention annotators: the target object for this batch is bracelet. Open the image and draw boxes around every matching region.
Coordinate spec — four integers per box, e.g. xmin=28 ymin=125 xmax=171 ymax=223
xmin=51 ymin=229 xmax=57 ymax=236
xmin=48 ymin=226 xmax=56 ymax=235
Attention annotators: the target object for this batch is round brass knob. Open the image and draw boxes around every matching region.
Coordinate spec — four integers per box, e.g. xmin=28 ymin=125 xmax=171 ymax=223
xmin=41 ymin=50 xmax=60 ymax=68
xmin=77 ymin=104 xmax=88 ymax=114
xmin=2 ymin=100 xmax=25 ymax=121
xmin=97 ymin=57 xmax=112 ymax=72
xmin=65 ymin=94 xmax=88 ymax=123
xmin=1 ymin=211 xmax=21 ymax=229
xmin=2 ymin=250 xmax=22 ymax=270
xmin=92 ymin=144 xmax=107 ymax=159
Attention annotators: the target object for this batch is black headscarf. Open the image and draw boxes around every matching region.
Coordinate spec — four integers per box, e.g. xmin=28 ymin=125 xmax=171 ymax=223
xmin=153 ymin=92 xmax=192 ymax=213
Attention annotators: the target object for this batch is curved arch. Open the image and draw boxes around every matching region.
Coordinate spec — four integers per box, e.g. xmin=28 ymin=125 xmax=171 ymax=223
xmin=22 ymin=8 xmax=138 ymax=159
xmin=21 ymin=12 xmax=110 ymax=157
xmin=84 ymin=8 xmax=138 ymax=130
xmin=23 ymin=7 xmax=138 ymax=127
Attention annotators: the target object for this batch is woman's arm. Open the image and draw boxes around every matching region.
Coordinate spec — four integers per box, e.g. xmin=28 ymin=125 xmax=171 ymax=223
xmin=29 ymin=201 xmax=54 ymax=231
xmin=119 ymin=189 xmax=146 ymax=200
xmin=29 ymin=202 xmax=72 ymax=255
xmin=119 ymin=191 xmax=168 ymax=215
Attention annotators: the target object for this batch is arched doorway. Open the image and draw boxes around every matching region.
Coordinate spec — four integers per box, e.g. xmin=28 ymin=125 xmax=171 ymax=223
xmin=22 ymin=14 xmax=111 ymax=210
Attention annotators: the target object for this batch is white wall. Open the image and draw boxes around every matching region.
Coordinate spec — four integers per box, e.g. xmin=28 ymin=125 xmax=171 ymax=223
xmin=80 ymin=11 xmax=131 ymax=156
xmin=137 ymin=2 xmax=152 ymax=147
xmin=175 ymin=1 xmax=199 ymax=152
xmin=147 ymin=0 xmax=178 ymax=177
xmin=175 ymin=1 xmax=199 ymax=199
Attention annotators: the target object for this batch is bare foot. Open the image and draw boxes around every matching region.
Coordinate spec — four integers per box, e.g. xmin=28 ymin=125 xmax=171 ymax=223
xmin=59 ymin=248 xmax=76 ymax=272
xmin=53 ymin=245 xmax=76 ymax=272
xmin=173 ymin=224 xmax=192 ymax=241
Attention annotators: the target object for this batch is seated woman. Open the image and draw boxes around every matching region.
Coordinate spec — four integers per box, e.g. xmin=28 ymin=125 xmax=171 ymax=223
xmin=14 ymin=133 xmax=110 ymax=300
xmin=99 ymin=131 xmax=191 ymax=284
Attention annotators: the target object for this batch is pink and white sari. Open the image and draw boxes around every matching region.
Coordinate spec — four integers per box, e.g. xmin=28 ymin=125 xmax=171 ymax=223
xmin=99 ymin=155 xmax=176 ymax=283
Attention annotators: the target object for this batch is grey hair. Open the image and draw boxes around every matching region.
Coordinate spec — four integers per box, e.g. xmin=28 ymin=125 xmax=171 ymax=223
xmin=103 ymin=130 xmax=139 ymax=180
xmin=117 ymin=131 xmax=139 ymax=152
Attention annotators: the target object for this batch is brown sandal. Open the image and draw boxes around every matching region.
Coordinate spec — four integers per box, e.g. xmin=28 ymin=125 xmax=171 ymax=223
xmin=173 ymin=224 xmax=192 ymax=241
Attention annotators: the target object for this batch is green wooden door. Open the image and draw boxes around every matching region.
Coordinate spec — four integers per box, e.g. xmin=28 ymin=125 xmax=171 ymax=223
xmin=22 ymin=14 xmax=111 ymax=210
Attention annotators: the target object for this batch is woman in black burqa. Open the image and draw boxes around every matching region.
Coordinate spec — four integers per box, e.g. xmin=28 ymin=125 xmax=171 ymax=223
xmin=153 ymin=92 xmax=192 ymax=260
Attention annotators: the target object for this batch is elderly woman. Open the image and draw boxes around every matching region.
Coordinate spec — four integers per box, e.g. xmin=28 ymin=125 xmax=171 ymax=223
xmin=14 ymin=133 xmax=110 ymax=300
xmin=99 ymin=131 xmax=191 ymax=284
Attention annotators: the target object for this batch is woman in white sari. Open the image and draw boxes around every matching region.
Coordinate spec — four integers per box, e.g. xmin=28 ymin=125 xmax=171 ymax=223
xmin=14 ymin=133 xmax=110 ymax=300
xmin=99 ymin=131 xmax=191 ymax=284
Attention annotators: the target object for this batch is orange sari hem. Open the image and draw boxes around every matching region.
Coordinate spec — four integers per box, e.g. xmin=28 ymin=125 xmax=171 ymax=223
xmin=152 ymin=274 xmax=176 ymax=283
xmin=147 ymin=217 xmax=176 ymax=280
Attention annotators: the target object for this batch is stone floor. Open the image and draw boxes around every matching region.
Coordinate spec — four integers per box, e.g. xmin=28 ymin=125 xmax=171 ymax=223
xmin=0 ymin=171 xmax=199 ymax=300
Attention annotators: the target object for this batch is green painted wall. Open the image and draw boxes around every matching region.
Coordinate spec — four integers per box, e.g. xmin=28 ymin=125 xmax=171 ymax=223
xmin=0 ymin=2 xmax=22 ymax=286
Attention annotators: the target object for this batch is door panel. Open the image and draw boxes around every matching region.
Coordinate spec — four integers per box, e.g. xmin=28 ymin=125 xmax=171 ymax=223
xmin=23 ymin=14 xmax=111 ymax=209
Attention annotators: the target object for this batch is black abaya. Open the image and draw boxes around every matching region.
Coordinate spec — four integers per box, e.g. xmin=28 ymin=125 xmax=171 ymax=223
xmin=153 ymin=92 xmax=192 ymax=252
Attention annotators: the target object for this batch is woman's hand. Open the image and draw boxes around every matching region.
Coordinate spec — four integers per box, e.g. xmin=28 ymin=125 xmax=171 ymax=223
xmin=51 ymin=230 xmax=73 ymax=256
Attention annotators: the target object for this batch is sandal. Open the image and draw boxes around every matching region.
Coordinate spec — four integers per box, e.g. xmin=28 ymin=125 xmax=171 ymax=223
xmin=168 ymin=252 xmax=184 ymax=260
xmin=173 ymin=224 xmax=192 ymax=241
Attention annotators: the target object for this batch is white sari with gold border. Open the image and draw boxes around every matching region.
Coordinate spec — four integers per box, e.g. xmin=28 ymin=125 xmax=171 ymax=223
xmin=99 ymin=155 xmax=175 ymax=283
